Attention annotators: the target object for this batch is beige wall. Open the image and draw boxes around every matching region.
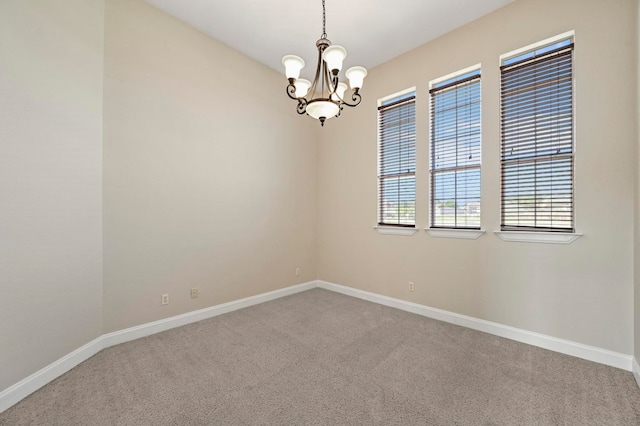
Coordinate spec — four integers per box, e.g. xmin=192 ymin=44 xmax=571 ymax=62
xmin=103 ymin=0 xmax=318 ymax=332
xmin=318 ymin=0 xmax=637 ymax=354
xmin=2 ymin=0 xmax=639 ymax=400
xmin=0 ymin=0 xmax=105 ymax=391
xmin=635 ymin=0 xmax=640 ymax=363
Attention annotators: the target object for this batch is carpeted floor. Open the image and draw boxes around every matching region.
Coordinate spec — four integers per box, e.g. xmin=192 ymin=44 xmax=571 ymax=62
xmin=1 ymin=288 xmax=639 ymax=425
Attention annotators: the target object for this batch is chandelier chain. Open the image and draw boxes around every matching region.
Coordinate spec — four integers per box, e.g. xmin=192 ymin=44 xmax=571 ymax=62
xmin=321 ymin=0 xmax=327 ymax=39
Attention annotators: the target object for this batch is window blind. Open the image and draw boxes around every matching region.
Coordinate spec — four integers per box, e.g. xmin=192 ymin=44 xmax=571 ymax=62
xmin=430 ymin=71 xmax=481 ymax=229
xmin=500 ymin=41 xmax=574 ymax=232
xmin=378 ymin=94 xmax=416 ymax=227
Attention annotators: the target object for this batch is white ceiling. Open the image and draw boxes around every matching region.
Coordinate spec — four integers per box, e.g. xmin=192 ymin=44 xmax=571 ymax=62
xmin=144 ymin=0 xmax=514 ymax=74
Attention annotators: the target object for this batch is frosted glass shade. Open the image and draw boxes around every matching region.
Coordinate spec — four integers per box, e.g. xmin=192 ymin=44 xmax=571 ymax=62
xmin=282 ymin=55 xmax=305 ymax=80
xmin=294 ymin=79 xmax=311 ymax=98
xmin=345 ymin=66 xmax=368 ymax=89
xmin=306 ymin=100 xmax=340 ymax=120
xmin=323 ymin=45 xmax=347 ymax=73
xmin=331 ymin=82 xmax=348 ymax=101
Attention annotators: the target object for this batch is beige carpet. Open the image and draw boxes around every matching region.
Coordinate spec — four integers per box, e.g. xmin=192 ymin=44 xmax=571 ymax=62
xmin=1 ymin=288 xmax=639 ymax=425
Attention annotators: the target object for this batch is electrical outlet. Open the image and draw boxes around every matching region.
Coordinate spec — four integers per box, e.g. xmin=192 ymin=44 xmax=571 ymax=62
xmin=408 ymin=282 xmax=415 ymax=292
xmin=161 ymin=294 xmax=169 ymax=305
xmin=190 ymin=288 xmax=199 ymax=299
xmin=295 ymin=268 xmax=301 ymax=276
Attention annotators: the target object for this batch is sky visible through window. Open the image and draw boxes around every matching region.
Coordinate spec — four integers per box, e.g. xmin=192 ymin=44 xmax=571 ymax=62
xmin=430 ymin=70 xmax=481 ymax=228
xmin=501 ymin=38 xmax=574 ymax=231
xmin=503 ymin=39 xmax=572 ymax=66
xmin=378 ymin=92 xmax=416 ymax=225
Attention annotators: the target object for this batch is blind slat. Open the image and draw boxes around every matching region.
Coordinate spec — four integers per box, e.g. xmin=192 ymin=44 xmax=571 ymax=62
xmin=430 ymin=70 xmax=482 ymax=229
xmin=500 ymin=40 xmax=574 ymax=232
xmin=378 ymin=93 xmax=416 ymax=226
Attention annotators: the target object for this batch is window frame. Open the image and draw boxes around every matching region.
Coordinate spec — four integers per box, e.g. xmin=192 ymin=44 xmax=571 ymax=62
xmin=498 ymin=32 xmax=580 ymax=239
xmin=376 ymin=88 xmax=417 ymax=231
xmin=428 ymin=66 xmax=482 ymax=231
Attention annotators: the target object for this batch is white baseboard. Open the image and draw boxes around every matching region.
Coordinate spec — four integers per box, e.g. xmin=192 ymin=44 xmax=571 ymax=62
xmin=317 ymin=280 xmax=633 ymax=372
xmin=0 ymin=281 xmax=316 ymax=413
xmin=2 ymin=279 xmax=636 ymax=414
xmin=0 ymin=336 xmax=104 ymax=413
xmin=102 ymin=281 xmax=317 ymax=348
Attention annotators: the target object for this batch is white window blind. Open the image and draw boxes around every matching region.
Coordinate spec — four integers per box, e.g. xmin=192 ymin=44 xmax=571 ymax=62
xmin=378 ymin=92 xmax=416 ymax=227
xmin=500 ymin=39 xmax=574 ymax=232
xmin=430 ymin=70 xmax=481 ymax=229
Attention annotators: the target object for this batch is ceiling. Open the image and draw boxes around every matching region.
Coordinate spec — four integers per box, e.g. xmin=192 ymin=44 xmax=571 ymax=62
xmin=144 ymin=0 xmax=514 ymax=75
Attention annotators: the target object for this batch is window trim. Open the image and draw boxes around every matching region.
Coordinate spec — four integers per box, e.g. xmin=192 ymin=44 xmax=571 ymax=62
xmin=426 ymin=228 xmax=485 ymax=240
xmin=429 ymin=65 xmax=482 ymax=231
xmin=374 ymin=226 xmax=419 ymax=236
xmin=499 ymin=32 xmax=577 ymax=234
xmin=498 ymin=31 xmax=575 ymax=65
xmin=376 ymin=87 xmax=417 ymax=229
xmin=494 ymin=231 xmax=582 ymax=244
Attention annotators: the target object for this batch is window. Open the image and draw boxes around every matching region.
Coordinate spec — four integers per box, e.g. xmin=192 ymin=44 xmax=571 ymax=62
xmin=500 ymin=37 xmax=574 ymax=232
xmin=378 ymin=91 xmax=416 ymax=227
xmin=430 ymin=69 xmax=481 ymax=229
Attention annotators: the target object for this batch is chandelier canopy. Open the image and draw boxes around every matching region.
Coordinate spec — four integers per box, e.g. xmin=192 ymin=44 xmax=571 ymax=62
xmin=282 ymin=0 xmax=367 ymax=126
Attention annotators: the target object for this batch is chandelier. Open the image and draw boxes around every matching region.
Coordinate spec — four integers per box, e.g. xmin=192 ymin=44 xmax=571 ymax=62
xmin=282 ymin=0 xmax=367 ymax=126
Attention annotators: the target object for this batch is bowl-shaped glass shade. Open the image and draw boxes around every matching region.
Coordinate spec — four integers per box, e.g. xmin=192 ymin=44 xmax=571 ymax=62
xmin=295 ymin=79 xmax=311 ymax=98
xmin=322 ymin=45 xmax=347 ymax=73
xmin=345 ymin=66 xmax=367 ymax=89
xmin=331 ymin=82 xmax=348 ymax=101
xmin=306 ymin=100 xmax=340 ymax=120
xmin=282 ymin=55 xmax=305 ymax=80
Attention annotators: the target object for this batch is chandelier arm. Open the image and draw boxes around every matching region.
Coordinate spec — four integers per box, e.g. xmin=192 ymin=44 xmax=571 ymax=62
xmin=322 ymin=66 xmax=341 ymax=118
xmin=322 ymin=62 xmax=332 ymax=97
xmin=331 ymin=74 xmax=339 ymax=92
xmin=339 ymin=89 xmax=362 ymax=108
xmin=296 ymin=99 xmax=307 ymax=115
xmin=307 ymin=42 xmax=325 ymax=99
xmin=286 ymin=82 xmax=308 ymax=114
xmin=286 ymin=83 xmax=298 ymax=100
xmin=321 ymin=50 xmax=330 ymax=96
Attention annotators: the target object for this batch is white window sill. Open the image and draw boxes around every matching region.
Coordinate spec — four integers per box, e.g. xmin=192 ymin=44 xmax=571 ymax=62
xmin=374 ymin=226 xmax=418 ymax=236
xmin=425 ymin=228 xmax=485 ymax=240
xmin=494 ymin=231 xmax=583 ymax=244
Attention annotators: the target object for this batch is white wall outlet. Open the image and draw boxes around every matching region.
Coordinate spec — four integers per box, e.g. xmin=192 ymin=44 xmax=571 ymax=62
xmin=190 ymin=288 xmax=199 ymax=299
xmin=161 ymin=293 xmax=169 ymax=305
xmin=408 ymin=282 xmax=415 ymax=292
xmin=295 ymin=268 xmax=301 ymax=276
